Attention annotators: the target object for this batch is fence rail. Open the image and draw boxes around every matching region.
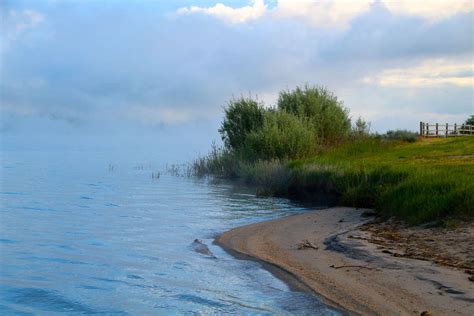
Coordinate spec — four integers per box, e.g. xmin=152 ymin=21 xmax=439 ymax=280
xmin=420 ymin=122 xmax=474 ymax=137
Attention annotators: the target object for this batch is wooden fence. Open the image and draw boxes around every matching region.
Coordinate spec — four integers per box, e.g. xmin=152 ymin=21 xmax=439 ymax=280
xmin=419 ymin=122 xmax=474 ymax=137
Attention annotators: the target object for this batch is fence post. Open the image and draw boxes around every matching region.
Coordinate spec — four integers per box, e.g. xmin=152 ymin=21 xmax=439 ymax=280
xmin=426 ymin=123 xmax=429 ymax=136
xmin=445 ymin=123 xmax=448 ymax=137
xmin=420 ymin=122 xmax=423 ymax=136
xmin=454 ymin=123 xmax=457 ymax=135
xmin=436 ymin=123 xmax=439 ymax=137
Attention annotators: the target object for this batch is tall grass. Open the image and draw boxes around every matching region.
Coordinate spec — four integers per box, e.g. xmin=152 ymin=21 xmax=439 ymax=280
xmin=191 ymin=143 xmax=239 ymax=178
xmin=238 ymin=160 xmax=292 ymax=196
xmin=194 ymin=137 xmax=474 ymax=225
xmin=291 ymin=137 xmax=474 ymax=224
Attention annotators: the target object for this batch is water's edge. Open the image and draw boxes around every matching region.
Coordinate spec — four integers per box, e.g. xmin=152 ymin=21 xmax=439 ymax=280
xmin=214 ymin=232 xmax=349 ymax=315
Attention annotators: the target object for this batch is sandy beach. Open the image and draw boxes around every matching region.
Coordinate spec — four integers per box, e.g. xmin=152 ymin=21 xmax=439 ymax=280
xmin=216 ymin=207 xmax=474 ymax=315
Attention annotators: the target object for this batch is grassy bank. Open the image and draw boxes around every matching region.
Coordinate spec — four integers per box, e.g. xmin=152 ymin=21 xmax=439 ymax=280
xmin=192 ymin=86 xmax=474 ymax=225
xmin=289 ymin=137 xmax=474 ymax=224
xmin=195 ymin=137 xmax=474 ymax=225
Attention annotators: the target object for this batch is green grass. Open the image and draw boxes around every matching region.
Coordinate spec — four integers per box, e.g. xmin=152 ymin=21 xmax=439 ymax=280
xmin=238 ymin=137 xmax=474 ymax=225
xmin=193 ymin=137 xmax=474 ymax=224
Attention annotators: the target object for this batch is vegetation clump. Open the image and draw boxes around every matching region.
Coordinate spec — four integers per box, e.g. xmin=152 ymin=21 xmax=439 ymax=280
xmin=216 ymin=85 xmax=352 ymax=163
xmin=464 ymin=115 xmax=474 ymax=126
xmin=243 ymin=111 xmax=317 ymax=161
xmin=277 ymin=85 xmax=351 ymax=145
xmin=219 ymin=97 xmax=265 ymax=153
xmin=192 ymin=85 xmax=474 ymax=225
xmin=382 ymin=130 xmax=418 ymax=142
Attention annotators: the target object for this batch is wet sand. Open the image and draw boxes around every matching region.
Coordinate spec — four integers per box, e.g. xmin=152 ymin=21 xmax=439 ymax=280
xmin=216 ymin=207 xmax=474 ymax=315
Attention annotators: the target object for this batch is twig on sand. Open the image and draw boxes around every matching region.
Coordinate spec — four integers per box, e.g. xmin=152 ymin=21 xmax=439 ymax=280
xmin=297 ymin=240 xmax=319 ymax=250
xmin=329 ymin=264 xmax=376 ymax=270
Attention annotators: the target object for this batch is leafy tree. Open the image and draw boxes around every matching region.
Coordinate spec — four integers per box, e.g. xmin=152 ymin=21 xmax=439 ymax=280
xmin=243 ymin=111 xmax=317 ymax=161
xmin=219 ymin=97 xmax=265 ymax=152
xmin=465 ymin=115 xmax=474 ymax=125
xmin=353 ymin=116 xmax=371 ymax=137
xmin=277 ymin=85 xmax=351 ymax=144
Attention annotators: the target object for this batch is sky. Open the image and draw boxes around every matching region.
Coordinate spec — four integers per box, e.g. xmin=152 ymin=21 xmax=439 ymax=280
xmin=1 ymin=0 xmax=473 ymax=161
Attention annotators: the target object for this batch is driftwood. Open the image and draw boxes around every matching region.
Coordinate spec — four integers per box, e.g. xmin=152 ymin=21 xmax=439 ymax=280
xmin=329 ymin=264 xmax=376 ymax=270
xmin=297 ymin=240 xmax=319 ymax=250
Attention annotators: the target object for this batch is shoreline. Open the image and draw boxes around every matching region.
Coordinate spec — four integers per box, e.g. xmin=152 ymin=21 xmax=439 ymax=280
xmin=216 ymin=232 xmax=348 ymax=314
xmin=216 ymin=207 xmax=474 ymax=315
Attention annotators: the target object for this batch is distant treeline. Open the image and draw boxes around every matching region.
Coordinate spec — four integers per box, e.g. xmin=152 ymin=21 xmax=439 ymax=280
xmin=192 ymin=85 xmax=474 ymax=225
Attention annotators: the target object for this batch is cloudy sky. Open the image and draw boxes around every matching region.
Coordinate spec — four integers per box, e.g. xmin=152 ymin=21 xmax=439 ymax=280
xmin=1 ymin=0 xmax=473 ymax=159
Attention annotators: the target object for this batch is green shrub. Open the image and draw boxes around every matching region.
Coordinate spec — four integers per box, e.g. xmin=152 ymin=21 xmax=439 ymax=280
xmin=465 ymin=115 xmax=474 ymax=125
xmin=352 ymin=116 xmax=371 ymax=138
xmin=277 ymin=85 xmax=351 ymax=144
xmin=242 ymin=111 xmax=317 ymax=161
xmin=383 ymin=130 xmax=418 ymax=142
xmin=218 ymin=97 xmax=265 ymax=152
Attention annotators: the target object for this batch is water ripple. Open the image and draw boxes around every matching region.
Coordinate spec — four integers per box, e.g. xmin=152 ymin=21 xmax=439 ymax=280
xmin=3 ymin=287 xmax=95 ymax=314
xmin=0 ymin=153 xmax=338 ymax=315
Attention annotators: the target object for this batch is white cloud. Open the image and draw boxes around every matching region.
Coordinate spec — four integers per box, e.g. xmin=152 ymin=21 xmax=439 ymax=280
xmin=272 ymin=0 xmax=472 ymax=27
xmin=362 ymin=58 xmax=474 ymax=87
xmin=176 ymin=0 xmax=370 ymax=27
xmin=177 ymin=0 xmax=266 ymax=24
xmin=381 ymin=0 xmax=473 ymax=21
xmin=176 ymin=0 xmax=472 ymax=27
xmin=271 ymin=0 xmax=372 ymax=28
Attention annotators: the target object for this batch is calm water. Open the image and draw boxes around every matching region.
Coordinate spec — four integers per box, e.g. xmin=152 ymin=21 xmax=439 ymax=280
xmin=0 ymin=149 xmax=339 ymax=315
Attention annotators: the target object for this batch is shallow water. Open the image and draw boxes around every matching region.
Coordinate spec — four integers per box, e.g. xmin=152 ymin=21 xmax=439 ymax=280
xmin=0 ymin=149 xmax=339 ymax=315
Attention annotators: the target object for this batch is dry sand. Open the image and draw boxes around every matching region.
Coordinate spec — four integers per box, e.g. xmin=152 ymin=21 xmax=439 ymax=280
xmin=216 ymin=207 xmax=474 ymax=315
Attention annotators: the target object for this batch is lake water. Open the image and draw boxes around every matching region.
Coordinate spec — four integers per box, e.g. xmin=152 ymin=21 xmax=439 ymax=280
xmin=0 ymin=149 xmax=339 ymax=315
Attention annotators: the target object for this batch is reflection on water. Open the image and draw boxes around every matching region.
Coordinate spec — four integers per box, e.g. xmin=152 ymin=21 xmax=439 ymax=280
xmin=0 ymin=150 xmax=339 ymax=315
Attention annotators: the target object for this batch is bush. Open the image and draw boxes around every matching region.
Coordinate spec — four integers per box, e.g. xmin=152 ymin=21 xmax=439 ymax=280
xmin=242 ymin=111 xmax=318 ymax=161
xmin=277 ymin=85 xmax=351 ymax=145
xmin=218 ymin=97 xmax=265 ymax=152
xmin=216 ymin=85 xmax=351 ymax=162
xmin=465 ymin=115 xmax=474 ymax=125
xmin=383 ymin=130 xmax=418 ymax=142
xmin=352 ymin=116 xmax=371 ymax=138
